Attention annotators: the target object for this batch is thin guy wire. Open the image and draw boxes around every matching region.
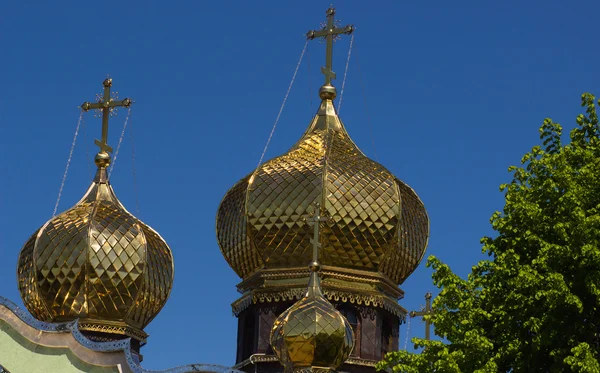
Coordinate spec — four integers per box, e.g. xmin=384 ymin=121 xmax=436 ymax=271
xmin=256 ymin=40 xmax=308 ymax=169
xmin=307 ymin=44 xmax=313 ymax=114
xmin=108 ymin=108 xmax=132 ymax=178
xmin=81 ymin=114 xmax=92 ymax=180
xmin=337 ymin=33 xmax=354 ymax=114
xmin=128 ymin=111 xmax=141 ymax=215
xmin=403 ymin=316 xmax=412 ymax=350
xmin=53 ymin=111 xmax=84 ymax=217
xmin=354 ymin=41 xmax=379 ymax=161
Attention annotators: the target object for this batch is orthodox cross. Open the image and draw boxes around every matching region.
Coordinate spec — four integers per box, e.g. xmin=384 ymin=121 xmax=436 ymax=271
xmin=80 ymin=78 xmax=132 ymax=154
xmin=304 ymin=202 xmax=331 ymax=266
xmin=306 ymin=7 xmax=354 ymax=86
xmin=409 ymin=292 xmax=434 ymax=340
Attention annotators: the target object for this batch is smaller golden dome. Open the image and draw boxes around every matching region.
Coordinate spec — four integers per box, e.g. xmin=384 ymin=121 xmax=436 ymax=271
xmin=17 ymin=154 xmax=174 ymax=342
xmin=270 ymin=262 xmax=354 ymax=372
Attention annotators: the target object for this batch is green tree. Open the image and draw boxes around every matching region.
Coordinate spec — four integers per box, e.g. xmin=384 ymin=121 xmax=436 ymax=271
xmin=378 ymin=94 xmax=600 ymax=373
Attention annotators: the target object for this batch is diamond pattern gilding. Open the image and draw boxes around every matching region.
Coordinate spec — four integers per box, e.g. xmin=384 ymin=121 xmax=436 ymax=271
xmin=394 ymin=178 xmax=429 ymax=283
xmin=88 ymin=201 xmax=144 ymax=319
xmin=271 ymin=287 xmax=354 ymax=370
xmin=36 ymin=205 xmax=92 ymax=319
xmin=130 ymin=225 xmax=174 ymax=328
xmin=217 ymin=176 xmax=263 ymax=278
xmin=17 ymin=230 xmax=52 ymax=321
xmin=322 ymin=130 xmax=400 ymax=270
xmin=17 ymin=167 xmax=174 ymax=339
xmin=216 ymin=99 xmax=429 ymax=285
xmin=247 ymin=133 xmax=324 ymax=268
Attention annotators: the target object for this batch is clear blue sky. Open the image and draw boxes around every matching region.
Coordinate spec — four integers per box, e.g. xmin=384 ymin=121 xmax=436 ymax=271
xmin=1 ymin=0 xmax=599 ymax=369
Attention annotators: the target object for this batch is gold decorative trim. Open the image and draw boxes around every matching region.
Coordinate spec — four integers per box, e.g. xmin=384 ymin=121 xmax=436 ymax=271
xmin=237 ymin=266 xmax=404 ymax=300
xmin=232 ymin=354 xmax=378 ymax=370
xmin=292 ymin=368 xmax=333 ymax=373
xmin=231 ymin=288 xmax=407 ymax=318
xmin=345 ymin=358 xmax=379 ymax=367
xmin=233 ymin=354 xmax=279 ymax=369
xmin=78 ymin=321 xmax=149 ymax=343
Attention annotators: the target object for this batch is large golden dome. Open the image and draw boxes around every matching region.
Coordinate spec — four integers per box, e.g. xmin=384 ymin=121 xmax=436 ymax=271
xmin=17 ymin=153 xmax=174 ymax=342
xmin=217 ymin=93 xmax=429 ymax=285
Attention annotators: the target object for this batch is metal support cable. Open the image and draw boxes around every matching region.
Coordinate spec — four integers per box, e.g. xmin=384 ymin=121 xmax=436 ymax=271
xmin=354 ymin=41 xmax=379 ymax=161
xmin=108 ymin=108 xmax=132 ymax=178
xmin=403 ymin=316 xmax=412 ymax=350
xmin=53 ymin=111 xmax=84 ymax=217
xmin=337 ymin=33 xmax=354 ymax=113
xmin=81 ymin=115 xmax=92 ymax=181
xmin=256 ymin=40 xmax=308 ymax=169
xmin=128 ymin=111 xmax=141 ymax=215
xmin=307 ymin=45 xmax=313 ymax=114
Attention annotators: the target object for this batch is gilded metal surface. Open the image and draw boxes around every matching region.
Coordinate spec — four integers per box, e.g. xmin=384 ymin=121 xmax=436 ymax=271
xmin=233 ymin=354 xmax=378 ymax=371
xmin=270 ymin=270 xmax=353 ymax=372
xmin=231 ymin=265 xmax=407 ymax=317
xmin=270 ymin=214 xmax=354 ymax=372
xmin=17 ymin=166 xmax=174 ymax=341
xmin=306 ymin=7 xmax=354 ymax=88
xmin=231 ymin=288 xmax=407 ymax=319
xmin=80 ymin=78 xmax=133 ymax=155
xmin=217 ymin=98 xmax=429 ymax=285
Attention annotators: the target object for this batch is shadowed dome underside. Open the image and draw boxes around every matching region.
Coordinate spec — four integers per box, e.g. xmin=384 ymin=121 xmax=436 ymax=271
xmin=217 ymin=99 xmax=429 ymax=285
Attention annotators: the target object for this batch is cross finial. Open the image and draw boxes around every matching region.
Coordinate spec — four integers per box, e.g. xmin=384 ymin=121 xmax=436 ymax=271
xmin=80 ymin=78 xmax=133 ymax=168
xmin=306 ymin=7 xmax=354 ymax=100
xmin=409 ymin=292 xmax=434 ymax=340
xmin=304 ymin=202 xmax=332 ymax=272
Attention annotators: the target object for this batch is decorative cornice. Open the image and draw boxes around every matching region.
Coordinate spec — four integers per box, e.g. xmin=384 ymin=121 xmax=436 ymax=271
xmin=78 ymin=322 xmax=149 ymax=343
xmin=0 ymin=296 xmax=242 ymax=373
xmin=231 ymin=289 xmax=407 ymax=318
xmin=233 ymin=354 xmax=279 ymax=369
xmin=292 ymin=368 xmax=332 ymax=373
xmin=345 ymin=358 xmax=379 ymax=367
xmin=237 ymin=266 xmax=404 ymax=299
xmin=232 ymin=354 xmax=379 ymax=371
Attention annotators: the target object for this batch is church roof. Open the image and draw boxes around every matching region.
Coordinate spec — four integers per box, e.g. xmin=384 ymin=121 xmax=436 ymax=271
xmin=16 ymin=79 xmax=173 ymax=343
xmin=217 ymin=95 xmax=429 ymax=284
xmin=0 ymin=296 xmax=241 ymax=373
xmin=217 ymin=7 xmax=428 ymax=287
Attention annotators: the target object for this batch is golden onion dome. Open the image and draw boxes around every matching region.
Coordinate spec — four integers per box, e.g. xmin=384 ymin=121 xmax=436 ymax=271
xmin=270 ymin=261 xmax=354 ymax=372
xmin=17 ymin=152 xmax=174 ymax=342
xmin=216 ymin=89 xmax=429 ymax=285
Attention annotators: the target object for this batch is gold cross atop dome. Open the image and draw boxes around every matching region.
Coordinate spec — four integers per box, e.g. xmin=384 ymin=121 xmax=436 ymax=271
xmin=80 ymin=78 xmax=132 ymax=158
xmin=304 ymin=202 xmax=331 ymax=271
xmin=17 ymin=79 xmax=173 ymax=345
xmin=306 ymin=7 xmax=354 ymax=100
xmin=271 ymin=202 xmax=355 ymax=372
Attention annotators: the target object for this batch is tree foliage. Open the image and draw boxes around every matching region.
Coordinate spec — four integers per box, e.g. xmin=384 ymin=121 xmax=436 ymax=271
xmin=378 ymin=94 xmax=600 ymax=373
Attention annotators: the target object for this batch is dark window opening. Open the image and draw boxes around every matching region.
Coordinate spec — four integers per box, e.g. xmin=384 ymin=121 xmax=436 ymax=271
xmin=242 ymin=309 xmax=256 ymax=359
xmin=339 ymin=306 xmax=360 ymax=357
xmin=381 ymin=316 xmax=393 ymax=357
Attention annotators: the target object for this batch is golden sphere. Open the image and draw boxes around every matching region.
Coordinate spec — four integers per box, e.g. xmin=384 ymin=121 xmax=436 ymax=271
xmin=308 ymin=261 xmax=321 ymax=272
xmin=319 ymin=84 xmax=337 ymax=100
xmin=94 ymin=152 xmax=111 ymax=168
